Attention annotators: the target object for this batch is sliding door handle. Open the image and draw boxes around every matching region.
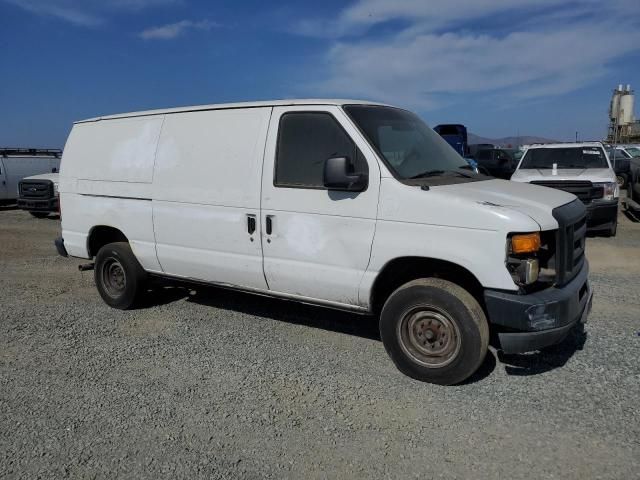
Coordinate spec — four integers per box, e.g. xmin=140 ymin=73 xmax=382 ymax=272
xmin=247 ymin=214 xmax=256 ymax=234
xmin=265 ymin=215 xmax=274 ymax=235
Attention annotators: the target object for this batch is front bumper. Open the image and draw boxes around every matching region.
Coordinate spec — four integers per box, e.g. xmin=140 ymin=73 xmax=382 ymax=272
xmin=17 ymin=197 xmax=59 ymax=212
xmin=484 ymin=261 xmax=592 ymax=353
xmin=585 ymin=200 xmax=618 ymax=229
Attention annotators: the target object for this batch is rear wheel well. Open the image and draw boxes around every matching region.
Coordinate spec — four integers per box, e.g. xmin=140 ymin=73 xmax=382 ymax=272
xmin=87 ymin=226 xmax=128 ymax=258
xmin=370 ymin=257 xmax=485 ymax=315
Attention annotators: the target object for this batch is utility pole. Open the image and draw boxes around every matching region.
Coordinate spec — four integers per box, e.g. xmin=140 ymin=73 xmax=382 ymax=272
xmin=575 ymin=131 xmax=578 ymax=143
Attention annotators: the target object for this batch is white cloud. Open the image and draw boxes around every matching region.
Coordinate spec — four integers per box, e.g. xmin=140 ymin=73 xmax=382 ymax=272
xmin=1 ymin=0 xmax=181 ymax=27
xmin=138 ymin=19 xmax=219 ymax=40
xmin=299 ymin=0 xmax=640 ymax=108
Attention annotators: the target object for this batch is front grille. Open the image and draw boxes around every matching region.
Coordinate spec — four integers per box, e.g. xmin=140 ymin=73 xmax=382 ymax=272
xmin=552 ymin=199 xmax=587 ymax=286
xmin=19 ymin=180 xmax=52 ymax=199
xmin=531 ymin=180 xmax=603 ymax=204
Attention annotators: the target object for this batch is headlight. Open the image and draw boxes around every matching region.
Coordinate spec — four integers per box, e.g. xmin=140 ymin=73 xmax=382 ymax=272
xmin=511 ymin=232 xmax=540 ymax=254
xmin=53 ymin=183 xmax=59 ymax=196
xmin=595 ymin=182 xmax=618 ymax=200
xmin=507 ymin=232 xmax=541 ymax=285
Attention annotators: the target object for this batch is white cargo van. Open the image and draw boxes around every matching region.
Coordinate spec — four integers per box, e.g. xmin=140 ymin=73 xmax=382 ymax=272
xmin=0 ymin=148 xmax=61 ymax=203
xmin=56 ymin=100 xmax=593 ymax=385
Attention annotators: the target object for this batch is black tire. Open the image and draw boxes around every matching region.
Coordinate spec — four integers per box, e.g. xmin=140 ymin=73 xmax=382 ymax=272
xmin=29 ymin=211 xmax=49 ymax=218
xmin=607 ymin=219 xmax=617 ymax=237
xmin=94 ymin=242 xmax=146 ymax=309
xmin=380 ymin=278 xmax=489 ymax=385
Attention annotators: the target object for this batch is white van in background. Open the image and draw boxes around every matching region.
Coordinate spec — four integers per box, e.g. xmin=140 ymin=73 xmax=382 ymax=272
xmin=55 ymin=100 xmax=593 ymax=385
xmin=511 ymin=143 xmax=618 ymax=236
xmin=0 ymin=148 xmax=61 ymax=203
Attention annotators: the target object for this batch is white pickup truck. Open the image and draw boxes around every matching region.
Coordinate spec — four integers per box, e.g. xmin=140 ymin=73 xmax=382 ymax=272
xmin=55 ymin=100 xmax=593 ymax=385
xmin=511 ymin=142 xmax=618 ymax=236
xmin=17 ymin=172 xmax=59 ymax=218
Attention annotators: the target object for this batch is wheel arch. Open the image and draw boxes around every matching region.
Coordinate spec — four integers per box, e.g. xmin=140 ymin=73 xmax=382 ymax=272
xmin=87 ymin=225 xmax=129 ymax=258
xmin=369 ymin=256 xmax=485 ymax=315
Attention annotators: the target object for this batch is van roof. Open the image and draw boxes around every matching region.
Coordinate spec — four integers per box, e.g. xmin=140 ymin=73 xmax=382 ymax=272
xmin=76 ymin=99 xmax=390 ymax=123
xmin=525 ymin=142 xmax=604 ymax=149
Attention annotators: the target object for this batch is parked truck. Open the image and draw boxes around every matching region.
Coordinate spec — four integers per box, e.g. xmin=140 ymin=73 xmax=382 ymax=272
xmin=0 ymin=148 xmax=61 ymax=204
xmin=55 ymin=100 xmax=593 ymax=385
xmin=17 ymin=172 xmax=59 ymax=218
xmin=433 ymin=124 xmax=468 ymax=156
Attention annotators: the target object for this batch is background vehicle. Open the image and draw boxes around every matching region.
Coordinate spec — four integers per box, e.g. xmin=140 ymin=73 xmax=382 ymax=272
xmin=624 ymin=155 xmax=640 ymax=213
xmin=511 ymin=142 xmax=618 ymax=236
xmin=605 ymin=145 xmax=632 ymax=187
xmin=433 ymin=124 xmax=468 ymax=156
xmin=0 ymin=148 xmax=61 ymax=204
xmin=17 ymin=172 xmax=59 ymax=218
xmin=56 ymin=100 xmax=592 ymax=385
xmin=471 ymin=147 xmax=521 ymax=179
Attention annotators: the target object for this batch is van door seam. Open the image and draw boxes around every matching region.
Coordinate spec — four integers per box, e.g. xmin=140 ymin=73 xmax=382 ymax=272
xmin=151 ymin=115 xmax=166 ymax=272
xmin=258 ymin=107 xmax=274 ymax=290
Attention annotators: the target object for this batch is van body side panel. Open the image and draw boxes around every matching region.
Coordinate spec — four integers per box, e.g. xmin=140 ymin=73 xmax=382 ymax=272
xmin=358 ymin=177 xmax=533 ymax=301
xmin=59 ymin=118 xmax=162 ymax=270
xmin=63 ymin=117 xmax=162 ymax=183
xmin=152 ymin=107 xmax=271 ymax=290
xmin=260 ymin=106 xmax=380 ymax=307
xmin=61 ymin=192 xmax=159 ymax=267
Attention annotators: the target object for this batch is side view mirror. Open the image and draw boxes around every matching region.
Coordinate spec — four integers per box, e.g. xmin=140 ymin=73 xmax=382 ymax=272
xmin=323 ymin=156 xmax=368 ymax=191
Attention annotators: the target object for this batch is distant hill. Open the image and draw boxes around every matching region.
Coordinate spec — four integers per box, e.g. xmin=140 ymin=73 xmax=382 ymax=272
xmin=468 ymin=133 xmax=559 ymax=148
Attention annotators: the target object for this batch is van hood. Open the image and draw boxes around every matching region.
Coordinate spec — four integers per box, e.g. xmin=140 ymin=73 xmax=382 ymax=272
xmin=435 ymin=179 xmax=575 ymax=230
xmin=511 ymin=168 xmax=614 ymax=183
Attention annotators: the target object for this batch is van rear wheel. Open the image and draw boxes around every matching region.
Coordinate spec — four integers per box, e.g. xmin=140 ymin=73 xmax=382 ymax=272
xmin=94 ymin=242 xmax=146 ymax=309
xmin=380 ymin=278 xmax=489 ymax=385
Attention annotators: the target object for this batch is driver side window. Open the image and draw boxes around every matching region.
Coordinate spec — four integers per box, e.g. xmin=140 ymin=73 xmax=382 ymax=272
xmin=274 ymin=112 xmax=368 ymax=189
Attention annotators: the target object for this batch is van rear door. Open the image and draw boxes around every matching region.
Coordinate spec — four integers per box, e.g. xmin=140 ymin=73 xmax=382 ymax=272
xmin=260 ymin=106 xmax=380 ymax=307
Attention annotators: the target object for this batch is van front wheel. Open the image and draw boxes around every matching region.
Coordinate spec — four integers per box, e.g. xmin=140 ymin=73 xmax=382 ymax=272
xmin=94 ymin=242 xmax=146 ymax=309
xmin=380 ymin=278 xmax=489 ymax=385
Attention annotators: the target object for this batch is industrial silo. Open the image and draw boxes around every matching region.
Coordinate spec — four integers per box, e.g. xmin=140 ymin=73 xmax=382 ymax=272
xmin=619 ymin=84 xmax=635 ymax=125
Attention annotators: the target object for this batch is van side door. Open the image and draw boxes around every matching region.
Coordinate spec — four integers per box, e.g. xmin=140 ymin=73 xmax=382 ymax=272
xmin=260 ymin=106 xmax=380 ymax=308
xmin=152 ymin=107 xmax=271 ymax=290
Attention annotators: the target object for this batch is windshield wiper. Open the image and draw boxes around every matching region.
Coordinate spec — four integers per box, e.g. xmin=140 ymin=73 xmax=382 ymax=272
xmin=409 ymin=169 xmax=472 ymax=179
xmin=410 ymin=169 xmax=445 ymax=179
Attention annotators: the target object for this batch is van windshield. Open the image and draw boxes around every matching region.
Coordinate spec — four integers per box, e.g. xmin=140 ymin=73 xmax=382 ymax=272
xmin=520 ymin=147 xmax=608 ymax=169
xmin=344 ymin=105 xmax=471 ymax=180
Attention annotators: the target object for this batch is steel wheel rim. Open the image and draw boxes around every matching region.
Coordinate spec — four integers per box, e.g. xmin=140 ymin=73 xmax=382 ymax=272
xmin=397 ymin=305 xmax=461 ymax=368
xmin=101 ymin=257 xmax=126 ymax=298
xmin=616 ymin=175 xmax=625 ymax=187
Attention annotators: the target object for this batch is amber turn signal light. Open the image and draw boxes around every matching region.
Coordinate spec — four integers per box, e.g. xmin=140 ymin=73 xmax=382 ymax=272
xmin=511 ymin=232 xmax=541 ymax=254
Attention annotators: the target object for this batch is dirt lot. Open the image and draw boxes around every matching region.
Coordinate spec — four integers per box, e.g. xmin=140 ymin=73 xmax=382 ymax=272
xmin=1 ymin=206 xmax=639 ymax=479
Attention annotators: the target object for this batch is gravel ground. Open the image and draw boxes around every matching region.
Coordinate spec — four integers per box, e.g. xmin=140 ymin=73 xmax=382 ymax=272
xmin=1 ymin=206 xmax=639 ymax=479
